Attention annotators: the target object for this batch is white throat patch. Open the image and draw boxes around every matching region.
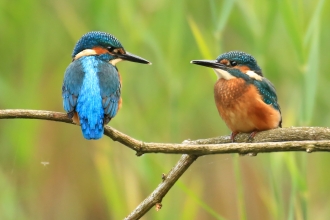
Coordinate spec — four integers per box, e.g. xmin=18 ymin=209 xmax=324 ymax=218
xmin=246 ymin=70 xmax=262 ymax=81
xmin=213 ymin=68 xmax=236 ymax=80
xmin=109 ymin=58 xmax=123 ymax=65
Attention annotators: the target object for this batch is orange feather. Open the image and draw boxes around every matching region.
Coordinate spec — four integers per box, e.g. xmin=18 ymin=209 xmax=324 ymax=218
xmin=72 ymin=112 xmax=80 ymax=125
xmin=214 ymin=78 xmax=281 ymax=133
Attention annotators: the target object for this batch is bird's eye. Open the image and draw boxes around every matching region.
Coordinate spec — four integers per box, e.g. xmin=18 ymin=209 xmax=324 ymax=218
xmin=107 ymin=46 xmax=115 ymax=52
xmin=230 ymin=61 xmax=237 ymax=66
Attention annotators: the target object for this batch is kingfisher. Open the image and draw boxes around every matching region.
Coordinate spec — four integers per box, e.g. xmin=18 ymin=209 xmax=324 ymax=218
xmin=62 ymin=31 xmax=150 ymax=140
xmin=191 ymin=51 xmax=282 ymax=142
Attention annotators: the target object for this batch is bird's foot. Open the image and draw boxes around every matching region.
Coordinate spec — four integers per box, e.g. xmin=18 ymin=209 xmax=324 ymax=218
xmin=67 ymin=111 xmax=74 ymax=118
xmin=248 ymin=131 xmax=258 ymax=142
xmin=103 ymin=115 xmax=112 ymax=125
xmin=230 ymin=132 xmax=239 ymax=143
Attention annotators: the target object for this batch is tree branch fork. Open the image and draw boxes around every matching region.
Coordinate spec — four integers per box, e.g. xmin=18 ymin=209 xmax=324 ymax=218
xmin=1 ymin=109 xmax=330 ymax=220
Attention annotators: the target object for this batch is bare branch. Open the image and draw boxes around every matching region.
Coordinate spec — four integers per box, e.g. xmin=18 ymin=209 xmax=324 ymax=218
xmin=2 ymin=110 xmax=330 ymax=156
xmin=92 ymin=126 xmax=330 ymax=155
xmin=124 ymin=154 xmax=198 ymax=220
xmin=0 ymin=109 xmax=144 ymax=152
xmin=2 ymin=109 xmax=330 ymax=219
xmin=0 ymin=109 xmax=72 ymax=123
xmin=108 ymin=126 xmax=330 ymax=155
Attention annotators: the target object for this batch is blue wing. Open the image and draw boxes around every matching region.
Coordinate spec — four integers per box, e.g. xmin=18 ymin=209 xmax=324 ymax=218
xmin=253 ymin=77 xmax=282 ymax=122
xmin=62 ymin=61 xmax=85 ymax=115
xmin=253 ymin=78 xmax=282 ymax=126
xmin=62 ymin=56 xmax=121 ymax=139
xmin=62 ymin=58 xmax=121 ymax=121
xmin=253 ymin=78 xmax=280 ymax=111
xmin=97 ymin=63 xmax=121 ymax=122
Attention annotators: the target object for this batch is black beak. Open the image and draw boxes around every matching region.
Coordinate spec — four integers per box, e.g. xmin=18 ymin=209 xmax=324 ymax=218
xmin=117 ymin=52 xmax=151 ymax=64
xmin=190 ymin=59 xmax=226 ymax=69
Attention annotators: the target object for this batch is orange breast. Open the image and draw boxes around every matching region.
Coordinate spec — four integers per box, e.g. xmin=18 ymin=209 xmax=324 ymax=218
xmin=214 ymin=78 xmax=281 ymax=133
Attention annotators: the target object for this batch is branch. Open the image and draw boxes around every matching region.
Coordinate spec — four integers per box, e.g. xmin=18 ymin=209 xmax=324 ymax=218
xmin=2 ymin=110 xmax=330 ymax=155
xmin=2 ymin=109 xmax=330 ymax=219
xmin=124 ymin=154 xmax=198 ymax=220
xmin=0 ymin=109 xmax=72 ymax=123
xmin=0 ymin=109 xmax=199 ymax=219
xmin=0 ymin=109 xmax=144 ymax=150
xmin=110 ymin=126 xmax=330 ymax=155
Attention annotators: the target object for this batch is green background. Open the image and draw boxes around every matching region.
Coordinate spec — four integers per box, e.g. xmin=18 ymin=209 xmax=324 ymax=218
xmin=0 ymin=0 xmax=329 ymax=219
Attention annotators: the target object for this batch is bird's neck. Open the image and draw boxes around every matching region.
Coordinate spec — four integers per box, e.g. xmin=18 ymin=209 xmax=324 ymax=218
xmin=213 ymin=68 xmax=236 ymax=80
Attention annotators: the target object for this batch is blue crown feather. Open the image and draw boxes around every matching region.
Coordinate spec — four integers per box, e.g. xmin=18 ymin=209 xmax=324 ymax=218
xmin=72 ymin=31 xmax=123 ymax=57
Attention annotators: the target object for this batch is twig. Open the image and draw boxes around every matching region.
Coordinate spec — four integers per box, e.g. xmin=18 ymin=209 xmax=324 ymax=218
xmin=124 ymin=154 xmax=198 ymax=220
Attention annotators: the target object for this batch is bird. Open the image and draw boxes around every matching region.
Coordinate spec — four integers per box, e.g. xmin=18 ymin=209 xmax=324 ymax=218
xmin=191 ymin=51 xmax=281 ymax=142
xmin=62 ymin=31 xmax=151 ymax=140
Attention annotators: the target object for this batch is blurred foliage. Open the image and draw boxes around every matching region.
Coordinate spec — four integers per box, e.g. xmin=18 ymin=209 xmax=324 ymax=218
xmin=0 ymin=0 xmax=330 ymax=219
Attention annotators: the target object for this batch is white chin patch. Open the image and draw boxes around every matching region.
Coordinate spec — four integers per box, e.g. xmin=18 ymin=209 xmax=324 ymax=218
xmin=109 ymin=58 xmax=123 ymax=65
xmin=74 ymin=49 xmax=97 ymax=60
xmin=213 ymin=68 xmax=236 ymax=80
xmin=246 ymin=70 xmax=262 ymax=81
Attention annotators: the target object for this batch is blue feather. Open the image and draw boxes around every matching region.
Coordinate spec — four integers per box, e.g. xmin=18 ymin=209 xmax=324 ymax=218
xmin=76 ymin=56 xmax=104 ymax=139
xmin=72 ymin=31 xmax=123 ymax=58
xmin=253 ymin=78 xmax=281 ymax=112
xmin=97 ymin=63 xmax=121 ymax=118
xmin=62 ymin=31 xmax=139 ymax=140
xmin=62 ymin=55 xmax=121 ymax=140
xmin=62 ymin=61 xmax=84 ymax=113
xmin=227 ymin=68 xmax=280 ymax=112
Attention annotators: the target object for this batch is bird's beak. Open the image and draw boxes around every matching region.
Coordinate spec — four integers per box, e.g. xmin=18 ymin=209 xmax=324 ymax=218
xmin=117 ymin=52 xmax=151 ymax=65
xmin=190 ymin=60 xmax=226 ymax=69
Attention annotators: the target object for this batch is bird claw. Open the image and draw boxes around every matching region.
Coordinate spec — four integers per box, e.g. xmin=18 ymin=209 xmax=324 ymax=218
xmin=248 ymin=131 xmax=258 ymax=141
xmin=67 ymin=111 xmax=74 ymax=119
xmin=230 ymin=132 xmax=239 ymax=142
xmin=103 ymin=115 xmax=112 ymax=125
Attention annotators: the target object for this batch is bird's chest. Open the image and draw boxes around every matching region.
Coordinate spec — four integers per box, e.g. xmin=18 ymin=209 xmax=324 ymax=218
xmin=213 ymin=78 xmax=280 ymax=132
xmin=214 ymin=78 xmax=254 ymax=132
xmin=214 ymin=78 xmax=249 ymax=107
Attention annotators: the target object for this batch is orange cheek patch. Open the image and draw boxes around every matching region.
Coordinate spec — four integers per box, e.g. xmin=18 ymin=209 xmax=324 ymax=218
xmin=220 ymin=59 xmax=229 ymax=65
xmin=233 ymin=65 xmax=250 ymax=73
xmin=117 ymin=48 xmax=125 ymax=54
xmin=93 ymin=47 xmax=109 ymax=55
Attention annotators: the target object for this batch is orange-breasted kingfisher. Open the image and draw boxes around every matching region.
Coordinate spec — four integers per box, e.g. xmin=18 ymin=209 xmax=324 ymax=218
xmin=191 ymin=51 xmax=282 ymax=142
xmin=62 ymin=31 xmax=151 ymax=140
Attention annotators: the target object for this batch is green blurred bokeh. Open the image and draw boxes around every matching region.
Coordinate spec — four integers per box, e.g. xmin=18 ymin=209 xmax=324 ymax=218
xmin=0 ymin=0 xmax=329 ymax=219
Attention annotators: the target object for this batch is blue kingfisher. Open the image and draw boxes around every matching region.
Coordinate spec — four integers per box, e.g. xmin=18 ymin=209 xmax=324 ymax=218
xmin=62 ymin=31 xmax=150 ymax=140
xmin=191 ymin=51 xmax=282 ymax=142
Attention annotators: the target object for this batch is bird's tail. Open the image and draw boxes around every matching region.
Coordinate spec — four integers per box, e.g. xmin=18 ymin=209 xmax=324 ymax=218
xmin=76 ymin=105 xmax=104 ymax=140
xmin=79 ymin=116 xmax=104 ymax=140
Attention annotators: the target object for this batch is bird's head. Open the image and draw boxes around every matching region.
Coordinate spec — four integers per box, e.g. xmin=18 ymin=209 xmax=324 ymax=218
xmin=72 ymin=31 xmax=151 ymax=65
xmin=191 ymin=51 xmax=262 ymax=81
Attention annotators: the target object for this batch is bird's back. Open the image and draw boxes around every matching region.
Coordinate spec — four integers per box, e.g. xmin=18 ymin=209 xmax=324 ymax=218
xmin=63 ymin=56 xmax=121 ymax=139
